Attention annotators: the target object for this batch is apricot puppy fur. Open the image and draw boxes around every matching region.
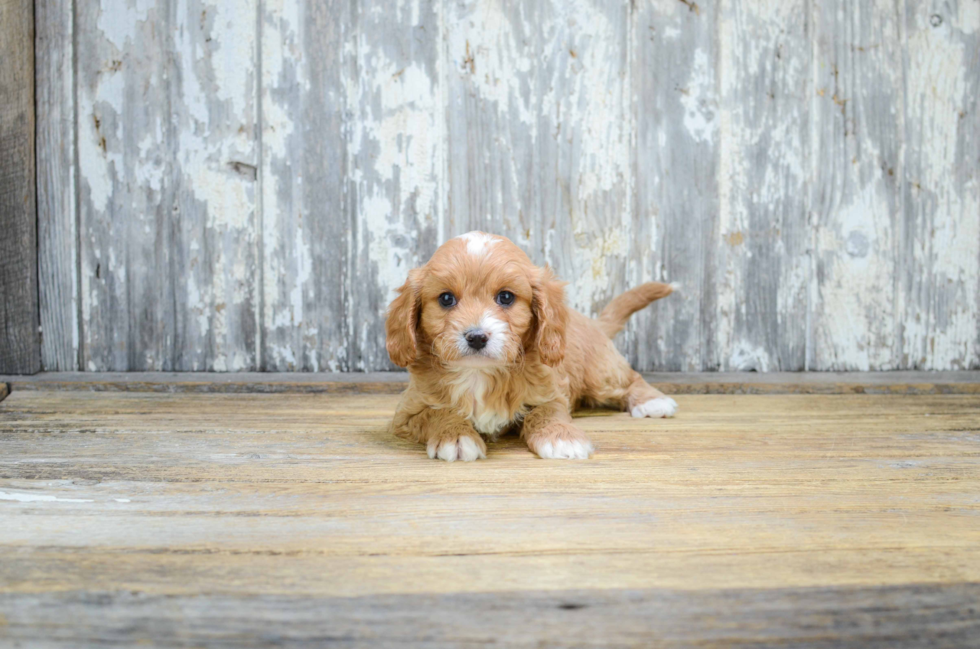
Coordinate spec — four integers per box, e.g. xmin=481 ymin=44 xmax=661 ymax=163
xmin=385 ymin=232 xmax=677 ymax=461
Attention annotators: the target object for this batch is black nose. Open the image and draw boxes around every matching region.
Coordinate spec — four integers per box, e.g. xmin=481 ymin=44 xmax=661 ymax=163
xmin=465 ymin=331 xmax=489 ymax=350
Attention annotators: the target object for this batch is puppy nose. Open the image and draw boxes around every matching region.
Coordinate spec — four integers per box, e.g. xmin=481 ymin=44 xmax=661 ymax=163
xmin=465 ymin=331 xmax=489 ymax=350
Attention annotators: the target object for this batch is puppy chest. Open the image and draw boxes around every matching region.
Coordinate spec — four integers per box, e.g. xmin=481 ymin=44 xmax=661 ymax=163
xmin=449 ymin=371 xmax=521 ymax=436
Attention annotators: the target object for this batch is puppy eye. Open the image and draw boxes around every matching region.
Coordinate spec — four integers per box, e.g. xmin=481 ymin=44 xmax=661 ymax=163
xmin=438 ymin=292 xmax=457 ymax=308
xmin=496 ymin=290 xmax=515 ymax=306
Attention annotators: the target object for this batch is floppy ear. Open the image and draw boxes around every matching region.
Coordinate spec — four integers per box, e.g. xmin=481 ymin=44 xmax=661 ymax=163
xmin=531 ymin=266 xmax=569 ymax=367
xmin=385 ymin=269 xmax=422 ymax=367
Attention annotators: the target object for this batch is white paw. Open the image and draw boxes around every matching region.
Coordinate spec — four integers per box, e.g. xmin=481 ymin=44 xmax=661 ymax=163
xmin=427 ymin=436 xmax=486 ymax=462
xmin=535 ymin=438 xmax=595 ymax=460
xmin=631 ymin=397 xmax=678 ymax=418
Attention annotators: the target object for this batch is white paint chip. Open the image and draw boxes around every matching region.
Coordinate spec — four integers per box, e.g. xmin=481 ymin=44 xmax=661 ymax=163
xmin=0 ymin=491 xmax=94 ymax=503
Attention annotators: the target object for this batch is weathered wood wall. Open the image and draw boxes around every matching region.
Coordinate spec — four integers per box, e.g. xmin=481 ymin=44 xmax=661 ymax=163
xmin=35 ymin=0 xmax=980 ymax=372
xmin=0 ymin=0 xmax=39 ymax=375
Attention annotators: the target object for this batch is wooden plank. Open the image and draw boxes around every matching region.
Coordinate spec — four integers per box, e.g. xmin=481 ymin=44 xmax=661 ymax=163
xmin=260 ymin=0 xmax=349 ymax=371
xmin=1 ymin=392 xmax=979 ymax=552
xmin=2 ymin=585 xmax=979 ymax=648
xmin=810 ymin=0 xmax=905 ymax=370
xmin=443 ymin=1 xmax=538 ymax=240
xmin=0 ymin=0 xmax=39 ymax=375
xmin=0 ymin=372 xmax=410 ymax=394
xmin=1 ymin=391 xmax=979 ymax=644
xmin=347 ymin=0 xmax=446 ymax=370
xmin=445 ymin=0 xmax=633 ymax=327
xmin=1 ymin=371 xmax=979 ymax=395
xmin=76 ymin=0 xmax=174 ymax=371
xmin=630 ymin=0 xmax=717 ymax=371
xmin=77 ymin=0 xmax=259 ymax=371
xmin=28 ymin=0 xmax=980 ymax=374
xmin=901 ymin=2 xmax=980 ymax=370
xmin=536 ymin=0 xmax=633 ymax=328
xmin=708 ymin=0 xmax=810 ymax=371
xmin=170 ymin=0 xmax=260 ymax=371
xmin=36 ymin=0 xmax=78 ymax=372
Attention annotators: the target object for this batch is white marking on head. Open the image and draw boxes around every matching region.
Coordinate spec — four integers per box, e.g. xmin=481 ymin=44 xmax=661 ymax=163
xmin=456 ymin=311 xmax=510 ymax=361
xmin=480 ymin=311 xmax=509 ymax=359
xmin=456 ymin=231 xmax=499 ymax=256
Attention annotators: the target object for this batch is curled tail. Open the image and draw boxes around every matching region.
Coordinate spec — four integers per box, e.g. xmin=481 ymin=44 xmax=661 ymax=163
xmin=597 ymin=282 xmax=677 ymax=338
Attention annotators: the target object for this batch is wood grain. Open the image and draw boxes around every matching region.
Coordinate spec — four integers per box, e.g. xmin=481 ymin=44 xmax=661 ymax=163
xmin=1 ymin=390 xmax=979 ymax=645
xmin=260 ymin=0 xmax=350 ymax=372
xmin=444 ymin=0 xmax=537 ymax=241
xmin=76 ymin=0 xmax=259 ymax=372
xmin=35 ymin=0 xmax=78 ymax=372
xmin=810 ymin=0 xmax=905 ymax=371
xmin=711 ymin=0 xmax=809 ymax=371
xmin=630 ymin=0 xmax=716 ymax=371
xmin=33 ymin=0 xmax=980 ymax=372
xmin=535 ymin=0 xmax=633 ymax=324
xmin=445 ymin=0 xmax=633 ymax=347
xmin=76 ymin=0 xmax=173 ymax=371
xmin=901 ymin=2 xmax=980 ymax=371
xmin=170 ymin=0 xmax=260 ymax=372
xmin=2 ymin=370 xmax=979 ymax=395
xmin=0 ymin=0 xmax=39 ymax=375
xmin=2 ymin=585 xmax=979 ymax=648
xmin=347 ymin=0 xmax=446 ymax=371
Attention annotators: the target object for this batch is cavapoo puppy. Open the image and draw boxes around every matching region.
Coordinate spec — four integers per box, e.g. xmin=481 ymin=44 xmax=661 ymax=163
xmin=386 ymin=231 xmax=678 ymax=461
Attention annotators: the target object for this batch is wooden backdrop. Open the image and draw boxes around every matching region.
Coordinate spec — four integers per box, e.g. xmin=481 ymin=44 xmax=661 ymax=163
xmin=35 ymin=0 xmax=979 ymax=373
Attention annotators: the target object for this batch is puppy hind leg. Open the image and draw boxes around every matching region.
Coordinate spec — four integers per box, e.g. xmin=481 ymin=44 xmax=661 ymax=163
xmin=624 ymin=372 xmax=678 ymax=418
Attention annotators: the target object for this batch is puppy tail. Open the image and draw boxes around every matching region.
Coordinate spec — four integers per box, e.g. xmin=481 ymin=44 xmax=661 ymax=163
xmin=597 ymin=282 xmax=677 ymax=338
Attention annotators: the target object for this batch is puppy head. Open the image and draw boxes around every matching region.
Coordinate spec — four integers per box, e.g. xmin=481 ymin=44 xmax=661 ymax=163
xmin=385 ymin=232 xmax=568 ymax=369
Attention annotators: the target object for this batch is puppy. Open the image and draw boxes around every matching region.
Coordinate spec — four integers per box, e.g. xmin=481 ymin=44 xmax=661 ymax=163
xmin=385 ymin=231 xmax=678 ymax=461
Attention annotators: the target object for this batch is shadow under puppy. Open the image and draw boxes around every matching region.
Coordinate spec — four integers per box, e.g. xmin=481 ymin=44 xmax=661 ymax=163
xmin=385 ymin=232 xmax=677 ymax=461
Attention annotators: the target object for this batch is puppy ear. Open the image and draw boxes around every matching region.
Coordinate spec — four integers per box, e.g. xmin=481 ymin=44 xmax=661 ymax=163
xmin=386 ymin=269 xmax=422 ymax=367
xmin=531 ymin=266 xmax=568 ymax=367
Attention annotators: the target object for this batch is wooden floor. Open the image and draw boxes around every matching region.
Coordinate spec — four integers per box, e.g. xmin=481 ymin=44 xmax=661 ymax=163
xmin=1 ymin=382 xmax=979 ymax=647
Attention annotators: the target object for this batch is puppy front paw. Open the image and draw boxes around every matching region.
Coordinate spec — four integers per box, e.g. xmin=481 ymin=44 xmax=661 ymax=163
xmin=631 ymin=396 xmax=678 ymax=418
xmin=528 ymin=423 xmax=594 ymax=460
xmin=426 ymin=433 xmax=487 ymax=462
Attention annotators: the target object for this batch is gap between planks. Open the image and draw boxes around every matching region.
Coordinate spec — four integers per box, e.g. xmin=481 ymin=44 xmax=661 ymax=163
xmin=0 ymin=371 xmax=978 ymax=395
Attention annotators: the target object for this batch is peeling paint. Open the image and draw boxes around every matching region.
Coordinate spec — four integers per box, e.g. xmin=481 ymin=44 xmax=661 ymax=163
xmin=348 ymin=0 xmax=445 ymax=369
xmin=681 ymin=49 xmax=718 ymax=145
xmin=0 ymin=491 xmax=94 ymax=504
xmin=544 ymin=0 xmax=632 ymax=315
xmin=446 ymin=2 xmax=535 ymax=127
xmin=904 ymin=2 xmax=980 ymax=370
xmin=41 ymin=0 xmax=980 ymax=373
xmin=96 ymin=0 xmax=155 ymax=51
xmin=817 ymin=183 xmax=897 ymax=370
